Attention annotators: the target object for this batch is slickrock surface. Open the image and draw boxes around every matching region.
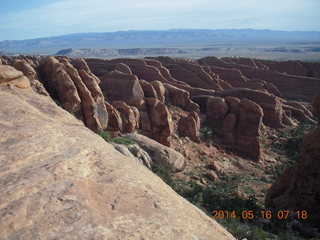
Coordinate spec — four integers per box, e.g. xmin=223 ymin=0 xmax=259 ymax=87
xmin=0 ymin=85 xmax=234 ymax=240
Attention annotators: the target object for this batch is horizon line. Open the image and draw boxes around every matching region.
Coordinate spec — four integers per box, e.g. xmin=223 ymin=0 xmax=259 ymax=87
xmin=2 ymin=28 xmax=320 ymax=42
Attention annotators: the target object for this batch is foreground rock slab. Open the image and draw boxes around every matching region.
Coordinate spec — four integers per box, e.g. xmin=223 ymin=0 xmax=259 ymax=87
xmin=0 ymin=86 xmax=234 ymax=240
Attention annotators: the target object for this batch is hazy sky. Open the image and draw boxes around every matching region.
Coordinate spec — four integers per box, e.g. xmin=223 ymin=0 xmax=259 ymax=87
xmin=1 ymin=0 xmax=319 ymax=41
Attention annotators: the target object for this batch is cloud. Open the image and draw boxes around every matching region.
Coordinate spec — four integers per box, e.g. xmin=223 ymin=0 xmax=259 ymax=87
xmin=0 ymin=0 xmax=319 ymax=40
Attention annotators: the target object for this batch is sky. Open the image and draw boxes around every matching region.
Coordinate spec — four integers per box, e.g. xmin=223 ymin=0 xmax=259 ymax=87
xmin=0 ymin=0 xmax=319 ymax=41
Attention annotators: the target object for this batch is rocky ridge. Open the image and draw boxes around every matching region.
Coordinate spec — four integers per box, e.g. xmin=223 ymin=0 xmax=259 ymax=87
xmin=1 ymin=53 xmax=320 ymax=239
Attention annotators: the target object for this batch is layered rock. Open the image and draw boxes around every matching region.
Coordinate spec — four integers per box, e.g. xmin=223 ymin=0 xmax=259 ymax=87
xmin=112 ymin=101 xmax=138 ymax=133
xmin=207 ymin=97 xmax=263 ymax=161
xmin=0 ymin=64 xmax=30 ymax=89
xmin=11 ymin=59 xmax=49 ymax=96
xmin=163 ymin=83 xmax=200 ymax=112
xmin=39 ymin=57 xmax=109 ymax=132
xmin=218 ymin=88 xmax=283 ymax=128
xmin=199 ymin=56 xmax=320 ymax=101
xmin=0 ymin=86 xmax=234 ymax=240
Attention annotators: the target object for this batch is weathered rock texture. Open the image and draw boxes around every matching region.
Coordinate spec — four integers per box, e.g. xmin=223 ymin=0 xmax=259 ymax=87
xmin=218 ymin=88 xmax=283 ymax=128
xmin=0 ymin=65 xmax=30 ymax=89
xmin=178 ymin=111 xmax=201 ymax=142
xmin=199 ymin=56 xmax=320 ymax=101
xmin=0 ymin=86 xmax=234 ymax=240
xmin=123 ymin=133 xmax=186 ymax=172
xmin=207 ymin=97 xmax=263 ymax=161
xmin=40 ymin=57 xmax=108 ymax=132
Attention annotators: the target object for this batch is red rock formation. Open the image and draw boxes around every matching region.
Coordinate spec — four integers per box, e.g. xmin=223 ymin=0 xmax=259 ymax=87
xmin=105 ymin=101 xmax=123 ymax=132
xmin=101 ymin=71 xmax=144 ymax=102
xmin=207 ymin=97 xmax=229 ymax=131
xmin=115 ymin=62 xmax=132 ymax=75
xmin=265 ymin=126 xmax=320 ymax=210
xmin=40 ymin=57 xmax=82 ymax=117
xmin=145 ymin=98 xmax=173 ymax=146
xmin=207 ymin=97 xmax=263 ymax=161
xmin=178 ymin=111 xmax=200 ymax=142
xmin=218 ymin=88 xmax=283 ymax=128
xmin=60 ymin=59 xmax=102 ymax=132
xmin=112 ymin=101 xmax=138 ymax=133
xmin=79 ymin=70 xmax=109 ymax=129
xmin=199 ymin=57 xmax=320 ymax=101
xmin=163 ymin=83 xmax=199 ymax=112
xmin=0 ymin=65 xmax=30 ymax=89
xmin=151 ymin=80 xmax=165 ymax=103
xmin=11 ymin=59 xmax=48 ymax=95
xmin=139 ymin=79 xmax=158 ymax=99
xmin=259 ymin=59 xmax=320 ymax=78
xmin=154 ymin=57 xmax=223 ymax=91
xmin=312 ymin=91 xmax=320 ymax=123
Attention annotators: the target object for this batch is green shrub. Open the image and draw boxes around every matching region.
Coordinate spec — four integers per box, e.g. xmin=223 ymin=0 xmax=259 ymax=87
xmin=100 ymin=131 xmax=136 ymax=145
xmin=100 ymin=131 xmax=112 ymax=142
xmin=113 ymin=137 xmax=136 ymax=146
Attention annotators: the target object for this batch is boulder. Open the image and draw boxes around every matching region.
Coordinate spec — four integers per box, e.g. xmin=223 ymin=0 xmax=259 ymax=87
xmin=0 ymin=65 xmax=24 ymax=82
xmin=0 ymin=86 xmax=234 ymax=240
xmin=114 ymin=144 xmax=152 ymax=169
xmin=12 ymin=59 xmax=37 ymax=80
xmin=123 ymin=133 xmax=186 ymax=172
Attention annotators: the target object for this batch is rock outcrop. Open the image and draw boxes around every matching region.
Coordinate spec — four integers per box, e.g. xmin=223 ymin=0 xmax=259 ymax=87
xmin=207 ymin=97 xmax=263 ymax=161
xmin=112 ymin=101 xmax=138 ymax=133
xmin=199 ymin=56 xmax=320 ymax=101
xmin=218 ymin=88 xmax=283 ymax=128
xmin=144 ymin=98 xmax=174 ymax=146
xmin=11 ymin=59 xmax=49 ymax=95
xmin=178 ymin=111 xmax=201 ymax=142
xmin=0 ymin=86 xmax=234 ymax=240
xmin=313 ymin=91 xmax=320 ymax=123
xmin=101 ymin=70 xmax=144 ymax=102
xmin=0 ymin=65 xmax=30 ymax=89
xmin=114 ymin=144 xmax=152 ymax=169
xmin=40 ymin=57 xmax=108 ymax=132
xmin=163 ymin=83 xmax=200 ymax=112
xmin=265 ymin=127 xmax=320 ymax=210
